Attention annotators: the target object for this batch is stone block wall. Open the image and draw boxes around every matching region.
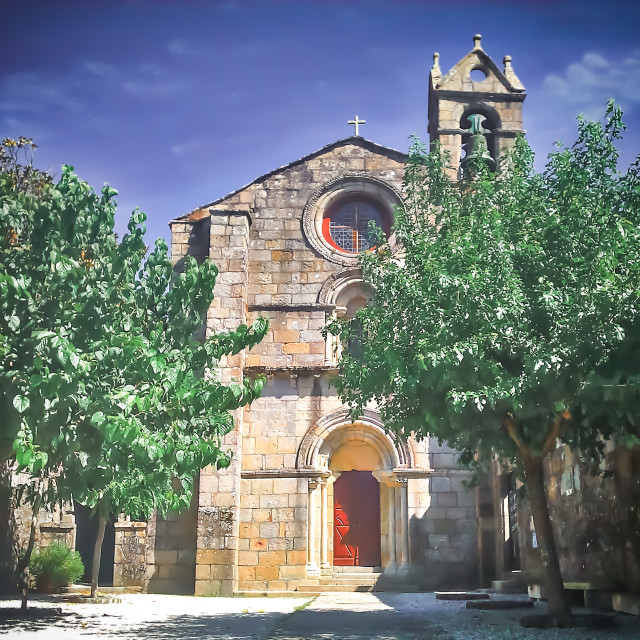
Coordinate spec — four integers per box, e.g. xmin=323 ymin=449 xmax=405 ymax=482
xmin=236 ymin=371 xmax=339 ymax=592
xmin=241 ymin=372 xmax=341 ymax=472
xmin=246 ymin=311 xmax=326 ymax=370
xmin=207 ymin=141 xmax=405 ymax=312
xmin=195 ymin=210 xmax=250 ymax=596
xmin=518 ymin=444 xmax=640 ymax=593
xmin=194 ymin=505 xmax=235 ymax=592
xmin=12 ymin=474 xmax=76 ymax=554
xmin=113 ymin=518 xmax=147 ymax=589
xmin=170 ymin=215 xmax=210 ymax=269
xmin=237 ymin=476 xmax=308 ymax=591
xmin=408 ymin=438 xmax=479 ymax=590
xmin=147 ymin=506 xmax=198 ymax=594
xmin=38 ymin=519 xmax=75 ymax=550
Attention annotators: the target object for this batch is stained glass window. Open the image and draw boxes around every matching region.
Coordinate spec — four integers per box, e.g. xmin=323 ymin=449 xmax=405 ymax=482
xmin=324 ymin=199 xmax=386 ymax=254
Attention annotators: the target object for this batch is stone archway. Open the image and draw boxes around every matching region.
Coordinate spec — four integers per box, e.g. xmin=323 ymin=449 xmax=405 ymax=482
xmin=296 ymin=408 xmax=412 ymax=471
xmin=297 ymin=409 xmax=413 ymax=576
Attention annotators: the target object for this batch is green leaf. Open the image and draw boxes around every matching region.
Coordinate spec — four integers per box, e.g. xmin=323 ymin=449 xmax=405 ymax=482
xmin=123 ymin=425 xmax=137 ymax=445
xmin=104 ymin=421 xmax=119 ymax=442
xmin=16 ymin=447 xmax=33 ymax=467
xmin=69 ymin=351 xmax=80 ymax=369
xmin=13 ymin=395 xmax=30 ymax=414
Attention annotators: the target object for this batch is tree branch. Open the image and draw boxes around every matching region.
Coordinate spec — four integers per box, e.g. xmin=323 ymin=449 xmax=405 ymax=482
xmin=542 ymin=412 xmax=567 ymax=457
xmin=504 ymin=414 xmax=530 ymax=459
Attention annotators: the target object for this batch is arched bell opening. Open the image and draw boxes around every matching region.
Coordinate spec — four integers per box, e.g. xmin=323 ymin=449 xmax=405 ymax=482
xmin=459 ymin=106 xmax=501 ymax=173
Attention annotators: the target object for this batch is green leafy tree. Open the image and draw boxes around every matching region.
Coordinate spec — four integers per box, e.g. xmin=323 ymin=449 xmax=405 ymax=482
xmin=0 ymin=139 xmax=268 ymax=598
xmin=326 ymin=103 xmax=640 ymax=617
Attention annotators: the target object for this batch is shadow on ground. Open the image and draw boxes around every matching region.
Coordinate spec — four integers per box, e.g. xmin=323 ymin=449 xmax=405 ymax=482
xmin=0 ymin=606 xmax=108 ymax=633
xmin=0 ymin=599 xmax=288 ymax=640
xmin=120 ymin=613 xmax=283 ymax=640
xmin=268 ymin=608 xmax=451 ymax=640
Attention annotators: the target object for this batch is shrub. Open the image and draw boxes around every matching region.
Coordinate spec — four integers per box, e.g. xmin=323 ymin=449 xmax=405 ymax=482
xmin=28 ymin=543 xmax=84 ymax=592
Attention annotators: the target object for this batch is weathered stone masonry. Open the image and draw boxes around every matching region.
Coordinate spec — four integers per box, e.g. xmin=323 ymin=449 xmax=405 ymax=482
xmin=145 ymin=37 xmax=530 ymax=595
xmin=159 ymin=136 xmax=483 ymax=594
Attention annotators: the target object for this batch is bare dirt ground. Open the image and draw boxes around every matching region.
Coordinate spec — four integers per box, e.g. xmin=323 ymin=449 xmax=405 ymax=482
xmin=1 ymin=592 xmax=638 ymax=639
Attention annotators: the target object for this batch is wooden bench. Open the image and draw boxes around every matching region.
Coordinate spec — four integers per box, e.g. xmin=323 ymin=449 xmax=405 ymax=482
xmin=529 ymin=581 xmax=618 ymax=611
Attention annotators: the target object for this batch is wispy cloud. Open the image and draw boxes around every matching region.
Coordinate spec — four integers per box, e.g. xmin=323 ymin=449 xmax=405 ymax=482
xmin=543 ymin=50 xmax=640 ymax=117
xmin=170 ymin=138 xmax=210 ymax=156
xmin=122 ymin=63 xmax=188 ymax=99
xmin=168 ymin=38 xmax=202 ymax=56
xmin=0 ymin=71 xmax=85 ymax=114
xmin=0 ymin=54 xmax=190 ymax=147
xmin=82 ymin=60 xmax=118 ymax=79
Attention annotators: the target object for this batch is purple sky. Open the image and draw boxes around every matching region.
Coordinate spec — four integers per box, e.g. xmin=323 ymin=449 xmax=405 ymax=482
xmin=4 ymin=0 xmax=640 ymax=245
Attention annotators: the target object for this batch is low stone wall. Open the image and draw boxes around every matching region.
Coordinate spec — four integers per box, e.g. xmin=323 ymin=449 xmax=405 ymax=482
xmin=194 ymin=505 xmax=236 ymax=595
xmin=113 ymin=518 xmax=148 ymax=589
xmin=39 ymin=519 xmax=75 ymax=550
xmin=519 ymin=444 xmax=640 ymax=593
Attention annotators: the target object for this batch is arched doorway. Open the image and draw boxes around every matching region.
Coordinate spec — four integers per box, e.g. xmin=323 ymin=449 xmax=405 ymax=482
xmin=297 ymin=409 xmax=415 ymax=576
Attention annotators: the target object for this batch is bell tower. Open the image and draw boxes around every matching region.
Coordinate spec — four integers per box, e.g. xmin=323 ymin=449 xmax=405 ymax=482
xmin=428 ymin=34 xmax=526 ymax=178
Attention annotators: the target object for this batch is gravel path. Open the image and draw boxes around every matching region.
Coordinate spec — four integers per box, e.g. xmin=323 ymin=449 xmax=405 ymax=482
xmin=271 ymin=592 xmax=640 ymax=640
xmin=1 ymin=592 xmax=638 ymax=639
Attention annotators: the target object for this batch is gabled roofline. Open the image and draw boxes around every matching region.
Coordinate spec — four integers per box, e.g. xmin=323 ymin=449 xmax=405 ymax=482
xmin=434 ymin=48 xmax=523 ymax=94
xmin=169 ymin=136 xmax=408 ymax=225
xmin=432 ymin=34 xmax=525 ymax=95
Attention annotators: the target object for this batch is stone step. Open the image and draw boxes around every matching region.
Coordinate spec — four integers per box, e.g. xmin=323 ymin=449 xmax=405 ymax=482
xmin=328 ymin=571 xmax=382 ymax=580
xmin=321 ymin=575 xmax=382 ymax=584
xmin=296 ymin=583 xmax=421 ymax=593
xmin=332 ymin=566 xmax=382 ymax=574
xmin=491 ymin=579 xmax=527 ymax=594
xmin=235 ymin=591 xmax=321 ymax=598
xmin=320 ymin=579 xmax=380 ymax=586
xmin=436 ymin=591 xmax=491 ymax=601
xmin=297 ymin=584 xmax=375 ymax=592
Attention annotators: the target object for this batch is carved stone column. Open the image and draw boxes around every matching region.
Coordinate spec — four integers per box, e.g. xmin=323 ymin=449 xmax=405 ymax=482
xmin=398 ymin=477 xmax=410 ymax=573
xmin=320 ymin=478 xmax=331 ymax=574
xmin=307 ymin=478 xmax=320 ymax=576
xmin=386 ymin=482 xmax=397 ymax=573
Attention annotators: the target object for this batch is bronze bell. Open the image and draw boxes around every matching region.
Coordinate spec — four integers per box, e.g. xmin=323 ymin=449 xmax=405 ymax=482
xmin=461 ymin=113 xmax=496 ymax=172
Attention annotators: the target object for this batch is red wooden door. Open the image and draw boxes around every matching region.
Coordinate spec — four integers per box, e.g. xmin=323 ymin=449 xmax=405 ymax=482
xmin=333 ymin=471 xmax=381 ymax=566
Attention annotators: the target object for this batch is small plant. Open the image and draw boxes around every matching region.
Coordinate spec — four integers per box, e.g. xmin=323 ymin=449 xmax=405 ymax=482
xmin=28 ymin=543 xmax=84 ymax=592
xmin=293 ymin=598 xmax=315 ymax=612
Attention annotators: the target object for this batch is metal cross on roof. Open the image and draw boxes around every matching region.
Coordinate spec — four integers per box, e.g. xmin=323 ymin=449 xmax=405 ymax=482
xmin=348 ymin=115 xmax=366 ymax=136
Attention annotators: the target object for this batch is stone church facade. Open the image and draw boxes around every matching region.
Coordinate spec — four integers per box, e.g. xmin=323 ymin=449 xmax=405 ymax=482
xmin=145 ymin=36 xmax=528 ymax=596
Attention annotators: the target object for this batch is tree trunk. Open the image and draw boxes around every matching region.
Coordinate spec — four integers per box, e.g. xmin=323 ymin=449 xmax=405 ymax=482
xmin=523 ymin=455 xmax=571 ymax=617
xmin=0 ymin=459 xmax=18 ymax=595
xmin=18 ymin=483 xmax=43 ymax=611
xmin=90 ymin=504 xmax=108 ymax=598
